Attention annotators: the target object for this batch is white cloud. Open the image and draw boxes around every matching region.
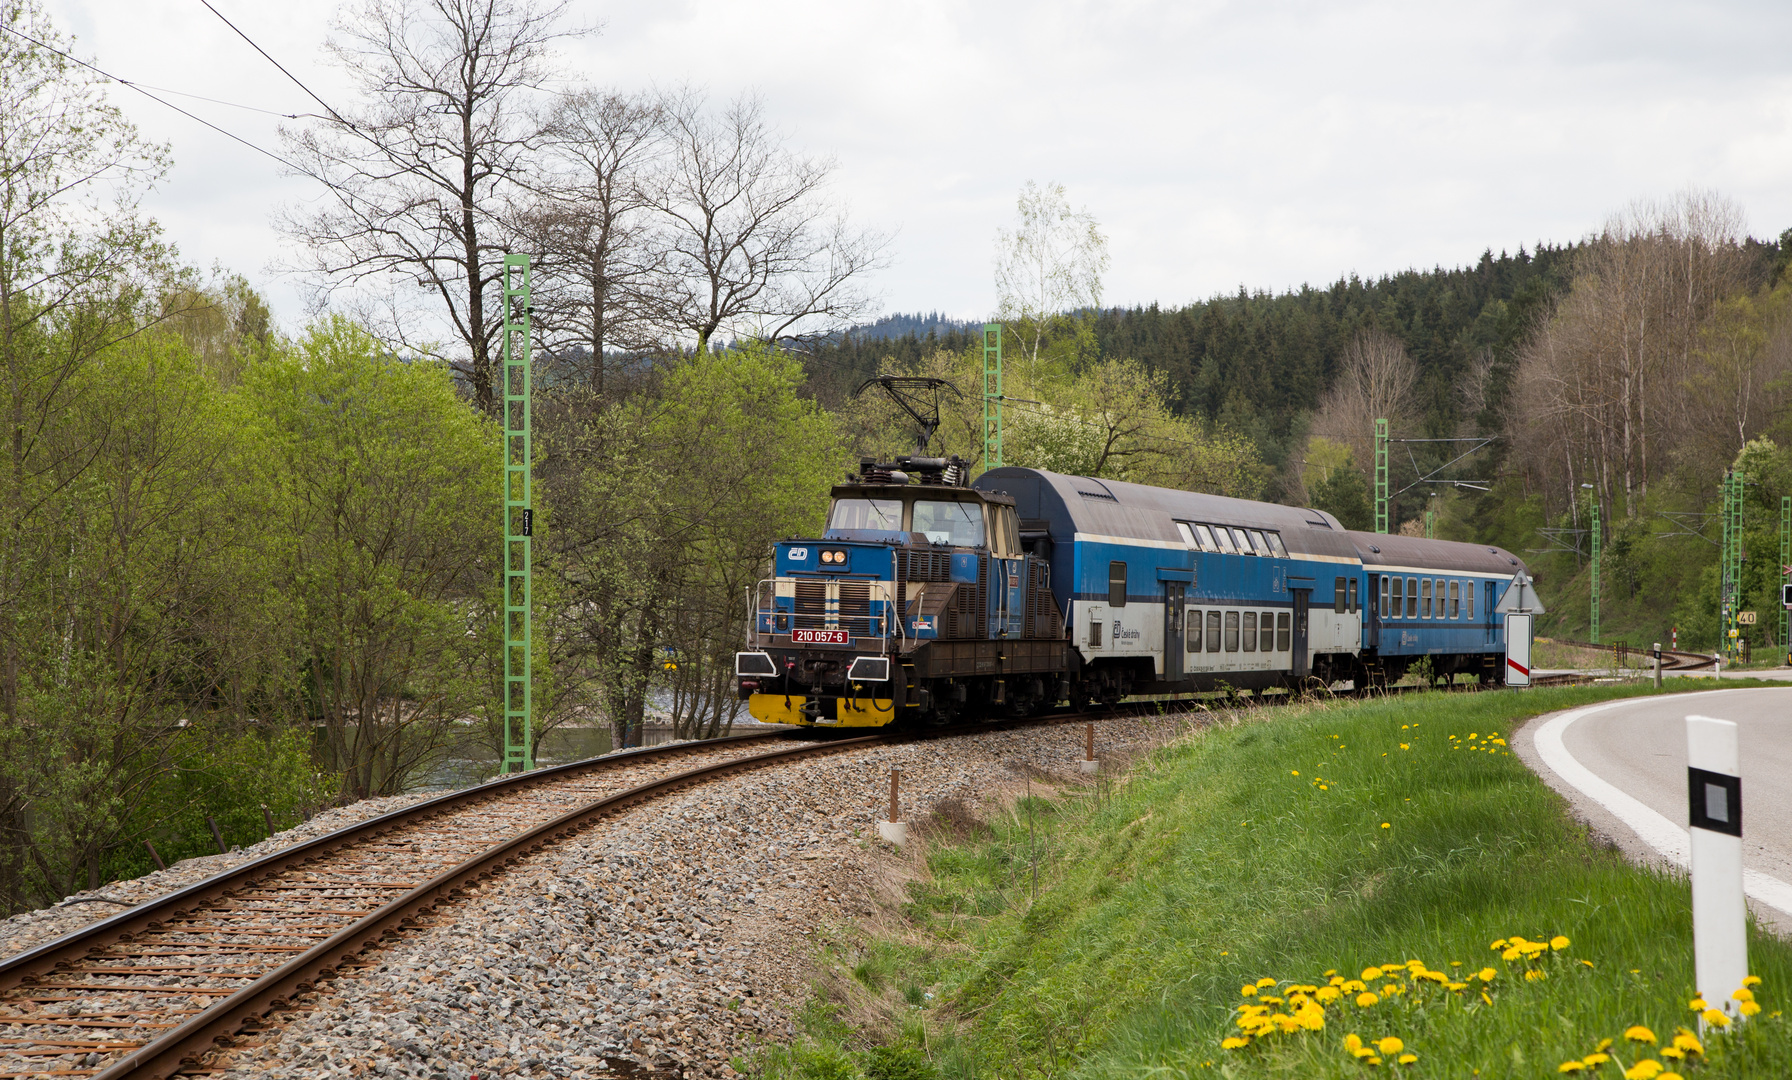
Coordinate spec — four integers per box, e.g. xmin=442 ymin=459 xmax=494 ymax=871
xmin=39 ymin=0 xmax=1792 ymax=334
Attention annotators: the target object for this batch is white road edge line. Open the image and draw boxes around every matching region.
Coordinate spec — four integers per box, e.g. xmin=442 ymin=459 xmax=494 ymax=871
xmin=1531 ymin=691 xmax=1792 ymax=918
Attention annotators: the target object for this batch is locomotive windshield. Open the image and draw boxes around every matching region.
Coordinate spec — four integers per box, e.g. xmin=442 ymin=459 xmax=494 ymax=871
xmin=829 ymin=498 xmax=902 ymax=531
xmin=913 ymin=500 xmax=984 ymax=546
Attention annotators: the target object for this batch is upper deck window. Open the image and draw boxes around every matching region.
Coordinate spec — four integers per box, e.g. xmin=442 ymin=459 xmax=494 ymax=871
xmin=1246 ymin=530 xmax=1271 ymax=555
xmin=1193 ymin=524 xmax=1218 ymax=551
xmin=1211 ymin=527 xmax=1238 ymax=554
xmin=1266 ymin=532 xmax=1289 ymax=558
xmin=914 ymin=500 xmax=985 ymax=546
xmin=830 ymin=498 xmax=901 ymax=531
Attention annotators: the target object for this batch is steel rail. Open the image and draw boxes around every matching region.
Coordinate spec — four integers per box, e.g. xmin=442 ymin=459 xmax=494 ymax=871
xmin=84 ymin=734 xmax=882 ymax=1080
xmin=0 ymin=730 xmax=799 ymax=1079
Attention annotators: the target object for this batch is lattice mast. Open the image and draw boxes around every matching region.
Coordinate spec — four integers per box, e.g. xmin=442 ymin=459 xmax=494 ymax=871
xmin=1720 ymin=471 xmax=1743 ymax=661
xmin=1373 ymin=418 xmax=1389 ymax=534
xmin=982 ymin=324 xmax=1003 ymax=472
xmin=501 ymin=255 xmax=534 ymax=773
xmin=1589 ymin=499 xmax=1600 ymax=645
xmin=1781 ymin=496 xmax=1790 ymax=653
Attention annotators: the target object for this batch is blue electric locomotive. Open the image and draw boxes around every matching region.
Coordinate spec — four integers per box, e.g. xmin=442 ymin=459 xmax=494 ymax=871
xmin=734 ymin=460 xmax=1530 ymax=727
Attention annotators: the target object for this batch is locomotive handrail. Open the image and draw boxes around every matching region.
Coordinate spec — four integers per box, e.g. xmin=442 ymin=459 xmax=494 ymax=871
xmin=749 ymin=576 xmax=906 ymax=654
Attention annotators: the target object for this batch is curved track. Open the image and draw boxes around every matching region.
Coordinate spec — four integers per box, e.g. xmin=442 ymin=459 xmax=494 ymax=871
xmin=0 ymin=731 xmax=847 ymax=1080
xmin=0 ymin=680 xmax=1588 ymax=1078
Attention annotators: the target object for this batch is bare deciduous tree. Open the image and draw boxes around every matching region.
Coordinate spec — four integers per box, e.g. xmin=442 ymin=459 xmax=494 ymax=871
xmin=993 ymin=181 xmax=1109 ymax=374
xmin=279 ymin=0 xmax=589 ymax=413
xmin=1306 ymin=328 xmax=1419 ymax=482
xmin=643 ymin=92 xmax=889 ymax=354
xmin=514 ymin=88 xmax=664 ymax=394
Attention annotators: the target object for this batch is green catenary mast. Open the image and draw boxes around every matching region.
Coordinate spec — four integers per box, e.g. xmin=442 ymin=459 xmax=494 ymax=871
xmin=1781 ymin=496 xmax=1789 ymax=655
xmin=501 ymin=254 xmax=534 ymax=773
xmin=1589 ymin=499 xmax=1600 ymax=645
xmin=983 ymin=323 xmax=1003 ymax=471
xmin=1374 ymin=418 xmax=1389 ymax=534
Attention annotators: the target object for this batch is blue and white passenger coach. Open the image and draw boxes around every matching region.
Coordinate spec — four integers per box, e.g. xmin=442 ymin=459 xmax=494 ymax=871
xmin=735 ymin=460 xmax=1530 ymax=727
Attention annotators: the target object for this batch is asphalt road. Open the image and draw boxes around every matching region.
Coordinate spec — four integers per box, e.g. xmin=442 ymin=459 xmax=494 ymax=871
xmin=1516 ymin=687 xmax=1792 ymax=933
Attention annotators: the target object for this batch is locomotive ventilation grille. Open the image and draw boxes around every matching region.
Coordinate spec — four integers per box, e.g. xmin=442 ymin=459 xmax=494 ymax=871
xmin=897 ymin=551 xmax=952 ymax=582
xmin=790 ymin=579 xmax=881 ymax=637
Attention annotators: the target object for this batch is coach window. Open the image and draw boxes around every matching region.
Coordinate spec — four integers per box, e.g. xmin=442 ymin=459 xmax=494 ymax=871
xmin=1176 ymin=522 xmax=1198 ymax=548
xmin=1242 ymin=611 xmax=1258 ymax=652
xmin=1267 ymin=532 xmax=1289 ymax=558
xmin=1348 ymin=578 xmax=1359 ymax=613
xmin=1207 ymin=610 xmax=1222 ymax=652
xmin=1225 ymin=611 xmax=1240 ymax=651
xmin=1420 ymin=578 xmax=1432 ymax=618
xmin=1384 ymin=576 xmax=1395 ymax=618
xmin=1466 ymin=581 xmax=1475 ymax=620
xmin=1187 ymin=610 xmax=1202 ymax=652
xmin=1247 ymin=530 xmax=1271 ymax=556
xmin=1108 ymin=561 xmax=1128 ymax=608
xmin=1212 ymin=526 xmax=1237 ymax=554
xmin=1405 ymin=577 xmax=1418 ymax=618
xmin=1260 ymin=611 xmax=1275 ymax=651
xmin=1449 ymin=580 xmax=1460 ymax=618
xmin=1194 ymin=523 xmax=1219 ymax=551
xmin=1334 ymin=576 xmax=1347 ymax=613
xmin=1276 ymin=611 xmax=1291 ymax=651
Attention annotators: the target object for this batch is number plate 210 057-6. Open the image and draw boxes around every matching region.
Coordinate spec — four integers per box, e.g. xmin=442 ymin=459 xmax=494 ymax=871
xmin=791 ymin=629 xmax=851 ymax=645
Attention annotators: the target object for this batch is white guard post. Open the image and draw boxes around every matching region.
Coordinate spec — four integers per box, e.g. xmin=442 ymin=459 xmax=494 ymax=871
xmin=1686 ymin=714 xmax=1747 ymax=1024
xmin=1504 ymin=612 xmax=1533 ymax=686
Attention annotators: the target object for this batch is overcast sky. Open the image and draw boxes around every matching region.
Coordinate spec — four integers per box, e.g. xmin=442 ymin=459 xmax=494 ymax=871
xmin=38 ymin=0 xmax=1792 ymax=332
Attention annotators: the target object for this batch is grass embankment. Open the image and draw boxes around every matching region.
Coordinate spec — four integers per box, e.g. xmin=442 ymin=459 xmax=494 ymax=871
xmin=755 ymin=681 xmax=1792 ymax=1079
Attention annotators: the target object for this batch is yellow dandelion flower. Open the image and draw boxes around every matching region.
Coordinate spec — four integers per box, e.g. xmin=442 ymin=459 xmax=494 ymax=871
xmin=1343 ymin=980 xmax=1366 ymax=993
xmin=1623 ymin=1061 xmax=1663 ymax=1080
xmin=1240 ymin=985 xmax=1257 ymax=997
xmin=1291 ymin=770 xmax=1300 ymax=776
xmin=1525 ymin=970 xmax=1547 ymax=981
xmin=1558 ymin=1064 xmax=1585 ymax=1074
xmin=1477 ymin=967 xmax=1497 ymax=981
xmin=1381 ymin=822 xmax=1391 ymax=829
xmin=1469 ymin=732 xmax=1478 ymax=739
xmin=1492 ymin=738 xmax=1507 ymax=746
xmin=1356 ymin=992 xmax=1379 ymax=1007
xmin=1316 ymin=987 xmax=1341 ymax=1004
xmin=1220 ymin=1036 xmax=1250 ymax=1050
xmin=1740 ymin=1001 xmax=1761 ymax=1017
xmin=1256 ymin=977 xmax=1277 ymax=988
xmin=1583 ymin=1053 xmax=1610 ymax=1065
xmin=1742 ymin=975 xmax=1762 ymax=987
xmin=1701 ymin=1009 xmax=1730 ymax=1028
xmin=1501 ymin=947 xmax=1523 ymax=961
xmin=1344 ymin=1033 xmax=1364 ymax=1051
xmin=1580 ymin=960 xmax=1595 ymax=968
xmin=1398 ymin=1053 xmax=1417 ymax=1064
xmin=1367 ymin=1056 xmax=1382 ymax=1066
xmin=1450 ymin=961 xmax=1462 ymax=967
xmin=1550 ymin=935 xmax=1571 ymax=950
xmin=1687 ymin=997 xmax=1706 ymax=1011
xmin=1659 ymin=1047 xmax=1683 ymax=1060
xmin=1481 ymin=991 xmax=1492 ymax=1006
xmin=1361 ymin=966 xmax=1384 ymax=980
xmin=1446 ymin=981 xmax=1467 ymax=991
xmin=1671 ymin=1031 xmax=1702 ymax=1055
xmin=1489 ymin=938 xmax=1507 ymax=950
xmin=1625 ymin=1026 xmax=1656 ymax=1044
xmin=1400 ymin=743 xmax=1410 ymax=750
xmin=1376 ymin=1037 xmax=1404 ymax=1055
xmin=1320 ymin=784 xmax=1329 ymax=790
xmin=1731 ymin=987 xmax=1754 ymax=1002
xmin=1324 ymin=970 xmax=1338 ymax=977
xmin=1595 ymin=1040 xmax=1612 ymax=1052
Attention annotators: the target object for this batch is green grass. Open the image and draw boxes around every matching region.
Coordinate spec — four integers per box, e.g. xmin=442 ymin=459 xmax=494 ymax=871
xmin=752 ymin=680 xmax=1792 ymax=1079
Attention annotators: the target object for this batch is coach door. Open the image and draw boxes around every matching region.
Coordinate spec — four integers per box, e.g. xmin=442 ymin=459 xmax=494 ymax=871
xmin=1163 ymin=582 xmax=1185 ymax=681
xmin=1290 ymin=589 xmax=1311 ymax=680
xmin=1366 ymin=573 xmax=1380 ymax=649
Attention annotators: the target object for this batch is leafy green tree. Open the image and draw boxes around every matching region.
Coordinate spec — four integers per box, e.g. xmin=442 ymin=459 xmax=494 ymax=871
xmin=242 ymin=317 xmax=499 ymax=797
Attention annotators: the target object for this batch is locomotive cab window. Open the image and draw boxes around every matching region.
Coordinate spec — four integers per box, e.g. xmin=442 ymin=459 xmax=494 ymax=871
xmin=1108 ymin=561 xmax=1128 ymax=608
xmin=988 ymin=505 xmax=1021 ymax=558
xmin=1242 ymin=611 xmax=1257 ymax=651
xmin=913 ymin=500 xmax=985 ymax=546
xmin=829 ymin=498 xmax=901 ymax=532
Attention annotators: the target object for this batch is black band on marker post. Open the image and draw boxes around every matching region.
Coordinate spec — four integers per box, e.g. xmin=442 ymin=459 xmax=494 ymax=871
xmin=1689 ymin=765 xmax=1742 ymax=837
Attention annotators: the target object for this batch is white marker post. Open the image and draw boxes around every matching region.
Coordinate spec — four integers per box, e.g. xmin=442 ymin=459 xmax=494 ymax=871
xmin=1686 ymin=715 xmax=1747 ymax=1024
xmin=1504 ymin=612 xmax=1533 ymax=686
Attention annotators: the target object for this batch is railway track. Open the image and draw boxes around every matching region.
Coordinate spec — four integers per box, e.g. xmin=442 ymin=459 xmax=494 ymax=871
xmin=0 ymin=730 xmax=875 ymax=1080
xmin=0 ymin=678 xmax=1615 ymax=1078
xmin=1543 ymin=637 xmax=1717 ymax=671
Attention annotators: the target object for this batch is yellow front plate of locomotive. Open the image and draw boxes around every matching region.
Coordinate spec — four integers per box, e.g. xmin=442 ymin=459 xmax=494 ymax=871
xmin=747 ymin=693 xmax=898 ymax=727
